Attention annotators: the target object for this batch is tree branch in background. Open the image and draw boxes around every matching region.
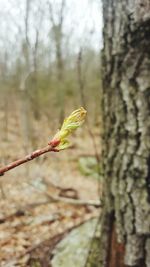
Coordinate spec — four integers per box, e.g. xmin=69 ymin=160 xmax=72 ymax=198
xmin=44 ymin=193 xmax=101 ymax=207
xmin=77 ymin=49 xmax=100 ymax=163
xmin=48 ymin=0 xmax=66 ymax=124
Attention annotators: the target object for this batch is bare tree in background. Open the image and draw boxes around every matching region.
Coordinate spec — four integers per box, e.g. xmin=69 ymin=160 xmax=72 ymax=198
xmin=48 ymin=0 xmax=66 ymax=124
xmin=19 ymin=0 xmax=33 ymax=156
xmin=20 ymin=0 xmax=45 ymax=150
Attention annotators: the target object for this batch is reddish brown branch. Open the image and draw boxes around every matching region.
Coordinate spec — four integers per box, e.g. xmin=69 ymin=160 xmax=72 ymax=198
xmin=0 ymin=108 xmax=87 ymax=176
xmin=0 ymin=144 xmax=59 ymax=176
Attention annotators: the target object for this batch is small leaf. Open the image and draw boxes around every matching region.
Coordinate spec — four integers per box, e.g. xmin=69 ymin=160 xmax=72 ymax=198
xmin=57 ymin=139 xmax=70 ymax=150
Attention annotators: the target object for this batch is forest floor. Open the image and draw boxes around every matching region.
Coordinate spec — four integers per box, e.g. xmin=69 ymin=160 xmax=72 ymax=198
xmin=0 ymin=101 xmax=101 ymax=267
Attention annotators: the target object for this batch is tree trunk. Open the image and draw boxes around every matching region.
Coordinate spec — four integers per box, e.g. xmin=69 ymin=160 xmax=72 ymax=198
xmin=99 ymin=1 xmax=150 ymax=266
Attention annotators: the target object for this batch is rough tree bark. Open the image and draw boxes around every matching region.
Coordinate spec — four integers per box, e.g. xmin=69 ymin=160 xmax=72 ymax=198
xmin=99 ymin=0 xmax=150 ymax=267
xmin=47 ymin=2 xmax=149 ymax=266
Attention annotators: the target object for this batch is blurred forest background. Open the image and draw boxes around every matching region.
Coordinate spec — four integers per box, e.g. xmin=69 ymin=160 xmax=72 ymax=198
xmin=0 ymin=0 xmax=103 ymax=266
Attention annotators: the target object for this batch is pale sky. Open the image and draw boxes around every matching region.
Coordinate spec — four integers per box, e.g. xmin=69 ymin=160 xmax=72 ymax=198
xmin=0 ymin=0 xmax=103 ymax=60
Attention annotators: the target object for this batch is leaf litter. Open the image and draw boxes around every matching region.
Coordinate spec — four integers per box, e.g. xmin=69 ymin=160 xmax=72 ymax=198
xmin=0 ymin=106 xmax=101 ymax=266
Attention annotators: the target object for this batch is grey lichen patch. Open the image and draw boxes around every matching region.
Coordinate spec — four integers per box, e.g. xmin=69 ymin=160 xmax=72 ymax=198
xmin=123 ymin=201 xmax=134 ymax=235
xmin=51 ymin=218 xmax=98 ymax=267
xmin=124 ymin=235 xmax=145 ymax=266
xmin=146 ymin=238 xmax=150 ymax=267
xmin=118 ymin=178 xmax=127 ymax=196
xmin=132 ymin=155 xmax=147 ymax=174
xmin=136 ymin=59 xmax=150 ymax=92
xmin=135 ymin=0 xmax=150 ymax=22
xmin=114 ymin=194 xmax=126 ymax=242
xmin=111 ymin=175 xmax=118 ymax=197
xmin=115 ymin=211 xmax=125 ymax=243
xmin=126 ymin=177 xmax=134 ymax=193
xmin=132 ymin=188 xmax=150 ymax=234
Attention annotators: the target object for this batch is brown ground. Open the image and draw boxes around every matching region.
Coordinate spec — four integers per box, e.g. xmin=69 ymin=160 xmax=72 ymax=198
xmin=0 ymin=98 xmax=101 ymax=266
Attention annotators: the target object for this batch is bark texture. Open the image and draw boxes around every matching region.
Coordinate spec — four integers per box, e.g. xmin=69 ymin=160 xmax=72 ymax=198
xmin=100 ymin=0 xmax=150 ymax=266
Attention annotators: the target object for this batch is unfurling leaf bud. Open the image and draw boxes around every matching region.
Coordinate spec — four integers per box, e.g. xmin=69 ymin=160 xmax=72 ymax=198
xmin=49 ymin=107 xmax=87 ymax=150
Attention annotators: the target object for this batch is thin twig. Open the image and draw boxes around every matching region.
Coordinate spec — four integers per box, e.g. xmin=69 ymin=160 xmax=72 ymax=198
xmin=0 ymin=145 xmax=58 ymax=176
xmin=46 ymin=194 xmax=101 ymax=207
xmin=27 ymin=180 xmax=102 ymax=208
xmin=0 ymin=107 xmax=87 ymax=176
xmin=0 ymin=197 xmax=101 ymax=224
